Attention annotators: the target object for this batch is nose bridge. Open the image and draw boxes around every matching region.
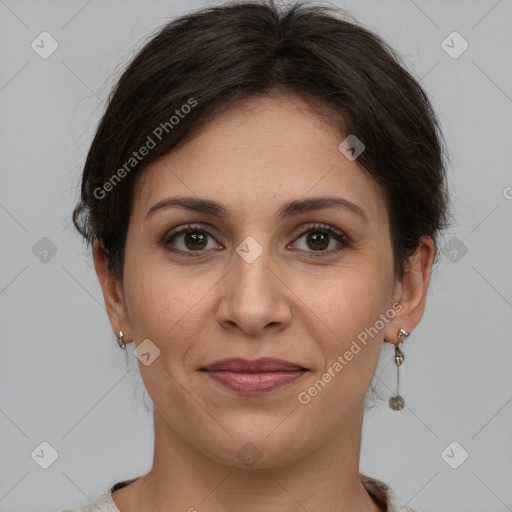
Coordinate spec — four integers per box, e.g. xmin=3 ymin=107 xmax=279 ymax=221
xmin=232 ymin=236 xmax=274 ymax=300
xmin=216 ymin=234 xmax=291 ymax=334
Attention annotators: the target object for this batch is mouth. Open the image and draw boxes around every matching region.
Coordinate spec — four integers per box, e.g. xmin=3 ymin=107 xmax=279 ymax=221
xmin=200 ymin=357 xmax=309 ymax=395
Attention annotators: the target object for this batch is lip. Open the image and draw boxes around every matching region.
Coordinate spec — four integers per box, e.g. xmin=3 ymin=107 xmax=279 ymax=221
xmin=201 ymin=357 xmax=309 ymax=395
xmin=201 ymin=357 xmax=308 ymax=372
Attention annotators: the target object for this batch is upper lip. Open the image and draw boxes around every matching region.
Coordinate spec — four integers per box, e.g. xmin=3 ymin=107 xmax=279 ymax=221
xmin=201 ymin=357 xmax=308 ymax=372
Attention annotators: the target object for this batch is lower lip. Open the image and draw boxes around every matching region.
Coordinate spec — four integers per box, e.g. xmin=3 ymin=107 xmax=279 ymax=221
xmin=204 ymin=370 xmax=307 ymax=394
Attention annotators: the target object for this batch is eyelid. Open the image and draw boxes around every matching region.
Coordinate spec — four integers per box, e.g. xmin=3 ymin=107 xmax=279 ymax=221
xmin=292 ymin=222 xmax=350 ymax=243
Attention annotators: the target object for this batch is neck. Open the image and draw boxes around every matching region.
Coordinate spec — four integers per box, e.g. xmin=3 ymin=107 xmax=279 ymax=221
xmin=127 ymin=405 xmax=383 ymax=512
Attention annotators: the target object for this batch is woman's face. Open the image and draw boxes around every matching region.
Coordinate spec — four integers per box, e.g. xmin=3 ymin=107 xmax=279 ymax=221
xmin=98 ymin=95 xmax=424 ymax=468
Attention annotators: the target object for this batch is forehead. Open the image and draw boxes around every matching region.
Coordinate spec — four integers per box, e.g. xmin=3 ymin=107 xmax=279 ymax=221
xmin=131 ymin=95 xmax=387 ymax=224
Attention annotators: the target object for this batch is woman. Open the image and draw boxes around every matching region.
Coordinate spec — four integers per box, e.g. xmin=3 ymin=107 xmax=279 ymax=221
xmin=67 ymin=1 xmax=450 ymax=510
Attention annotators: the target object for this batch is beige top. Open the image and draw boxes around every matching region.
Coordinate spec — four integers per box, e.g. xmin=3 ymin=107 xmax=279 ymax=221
xmin=62 ymin=473 xmax=417 ymax=512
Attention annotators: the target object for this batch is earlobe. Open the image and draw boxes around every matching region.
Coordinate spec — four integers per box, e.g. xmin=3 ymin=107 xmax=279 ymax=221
xmin=92 ymin=240 xmax=133 ymax=343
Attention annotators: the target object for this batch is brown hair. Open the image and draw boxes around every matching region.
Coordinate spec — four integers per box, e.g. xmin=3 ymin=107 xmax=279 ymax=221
xmin=73 ymin=0 xmax=450 ymax=283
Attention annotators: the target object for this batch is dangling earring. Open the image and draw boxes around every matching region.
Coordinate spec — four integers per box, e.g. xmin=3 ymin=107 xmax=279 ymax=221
xmin=117 ymin=330 xmax=126 ymax=350
xmin=389 ymin=328 xmax=409 ymax=411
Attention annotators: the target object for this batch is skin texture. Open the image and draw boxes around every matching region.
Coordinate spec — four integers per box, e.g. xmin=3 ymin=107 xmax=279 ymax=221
xmin=93 ymin=94 xmax=435 ymax=512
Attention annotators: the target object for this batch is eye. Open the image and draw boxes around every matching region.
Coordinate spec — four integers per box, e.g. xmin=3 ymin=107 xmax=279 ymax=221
xmin=290 ymin=223 xmax=350 ymax=256
xmin=162 ymin=224 xmax=222 ymax=256
xmin=161 ymin=222 xmax=351 ymax=258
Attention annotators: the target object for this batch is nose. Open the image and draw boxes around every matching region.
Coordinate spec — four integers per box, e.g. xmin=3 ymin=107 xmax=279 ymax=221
xmin=215 ymin=246 xmax=292 ymax=336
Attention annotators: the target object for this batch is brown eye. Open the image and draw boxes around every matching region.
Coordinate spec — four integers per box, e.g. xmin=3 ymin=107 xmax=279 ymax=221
xmin=162 ymin=222 xmax=350 ymax=259
xmin=183 ymin=230 xmax=208 ymax=250
xmin=291 ymin=223 xmax=350 ymax=256
xmin=163 ymin=225 xmax=221 ymax=255
xmin=306 ymin=231 xmax=330 ymax=251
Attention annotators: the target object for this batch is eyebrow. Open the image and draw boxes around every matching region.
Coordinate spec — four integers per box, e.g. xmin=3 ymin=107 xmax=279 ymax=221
xmin=145 ymin=195 xmax=368 ymax=222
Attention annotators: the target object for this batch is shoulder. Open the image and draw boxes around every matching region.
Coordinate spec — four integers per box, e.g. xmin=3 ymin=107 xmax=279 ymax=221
xmin=60 ymin=507 xmax=92 ymax=512
xmin=58 ymin=490 xmax=118 ymax=512
xmin=59 ymin=477 xmax=139 ymax=512
xmin=360 ymin=473 xmax=419 ymax=512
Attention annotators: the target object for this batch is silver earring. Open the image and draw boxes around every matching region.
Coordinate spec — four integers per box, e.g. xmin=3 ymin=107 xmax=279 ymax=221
xmin=389 ymin=328 xmax=409 ymax=411
xmin=117 ymin=330 xmax=126 ymax=350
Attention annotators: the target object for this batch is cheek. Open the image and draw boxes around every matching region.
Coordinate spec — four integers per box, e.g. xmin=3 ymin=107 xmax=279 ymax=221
xmin=295 ymin=276 xmax=389 ymax=413
xmin=122 ymin=239 xmax=169 ymax=335
xmin=299 ymin=257 xmax=394 ymax=341
xmin=122 ymin=247 xmax=216 ymax=352
xmin=293 ymin=257 xmax=395 ymax=409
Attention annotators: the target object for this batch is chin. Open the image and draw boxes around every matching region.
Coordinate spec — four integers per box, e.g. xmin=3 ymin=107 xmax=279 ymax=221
xmin=199 ymin=429 xmax=312 ymax=470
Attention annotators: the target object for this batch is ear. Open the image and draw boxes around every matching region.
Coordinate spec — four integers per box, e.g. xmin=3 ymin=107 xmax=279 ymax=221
xmin=93 ymin=239 xmax=133 ymax=344
xmin=384 ymin=235 xmax=436 ymax=343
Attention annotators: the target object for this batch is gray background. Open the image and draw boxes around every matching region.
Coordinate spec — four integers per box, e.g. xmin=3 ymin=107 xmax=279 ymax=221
xmin=1 ymin=0 xmax=511 ymax=511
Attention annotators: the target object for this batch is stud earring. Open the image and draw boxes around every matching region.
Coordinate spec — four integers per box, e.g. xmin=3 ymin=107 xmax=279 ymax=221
xmin=389 ymin=328 xmax=409 ymax=411
xmin=117 ymin=330 xmax=126 ymax=350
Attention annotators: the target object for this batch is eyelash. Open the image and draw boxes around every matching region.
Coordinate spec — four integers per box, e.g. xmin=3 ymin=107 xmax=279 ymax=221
xmin=161 ymin=223 xmax=351 ymax=259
